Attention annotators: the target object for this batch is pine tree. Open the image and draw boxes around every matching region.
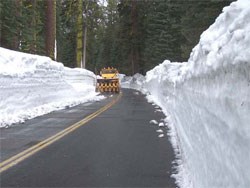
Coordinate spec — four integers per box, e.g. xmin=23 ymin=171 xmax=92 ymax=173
xmin=142 ymin=2 xmax=183 ymax=72
xmin=0 ymin=1 xmax=21 ymax=50
xmin=0 ymin=0 xmax=233 ymax=73
xmin=115 ymin=0 xmax=146 ymax=75
xmin=180 ymin=0 xmax=233 ymax=60
xmin=56 ymin=0 xmax=78 ymax=67
xmin=85 ymin=0 xmax=106 ymax=72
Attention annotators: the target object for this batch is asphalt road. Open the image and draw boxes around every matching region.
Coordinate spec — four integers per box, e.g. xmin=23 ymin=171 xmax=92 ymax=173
xmin=0 ymin=89 xmax=177 ymax=188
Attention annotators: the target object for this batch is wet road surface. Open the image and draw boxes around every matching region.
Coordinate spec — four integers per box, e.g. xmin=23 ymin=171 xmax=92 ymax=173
xmin=0 ymin=89 xmax=177 ymax=187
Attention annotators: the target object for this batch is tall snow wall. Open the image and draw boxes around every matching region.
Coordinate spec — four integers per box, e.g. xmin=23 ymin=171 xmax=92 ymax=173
xmin=0 ymin=47 xmax=99 ymax=128
xmin=133 ymin=0 xmax=250 ymax=187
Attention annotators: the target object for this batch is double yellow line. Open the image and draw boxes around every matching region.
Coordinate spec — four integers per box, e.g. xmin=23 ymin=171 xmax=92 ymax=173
xmin=0 ymin=93 xmax=122 ymax=173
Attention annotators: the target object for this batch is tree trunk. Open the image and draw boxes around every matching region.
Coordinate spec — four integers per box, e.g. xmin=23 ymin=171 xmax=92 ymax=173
xmin=131 ymin=0 xmax=139 ymax=75
xmin=76 ymin=0 xmax=83 ymax=68
xmin=12 ymin=0 xmax=22 ymax=50
xmin=45 ymin=0 xmax=56 ymax=60
xmin=30 ymin=0 xmax=37 ymax=54
xmin=82 ymin=24 xmax=87 ymax=68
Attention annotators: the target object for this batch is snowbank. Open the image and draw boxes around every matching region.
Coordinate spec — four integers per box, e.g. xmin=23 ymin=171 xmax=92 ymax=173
xmin=120 ymin=73 xmax=145 ymax=91
xmin=122 ymin=0 xmax=250 ymax=187
xmin=0 ymin=47 xmax=104 ymax=128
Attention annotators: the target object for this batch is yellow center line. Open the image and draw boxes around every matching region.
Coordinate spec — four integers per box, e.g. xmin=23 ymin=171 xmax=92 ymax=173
xmin=0 ymin=92 xmax=122 ymax=173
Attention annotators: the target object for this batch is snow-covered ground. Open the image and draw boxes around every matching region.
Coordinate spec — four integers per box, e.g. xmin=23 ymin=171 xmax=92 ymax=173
xmin=121 ymin=0 xmax=250 ymax=187
xmin=0 ymin=47 xmax=104 ymax=128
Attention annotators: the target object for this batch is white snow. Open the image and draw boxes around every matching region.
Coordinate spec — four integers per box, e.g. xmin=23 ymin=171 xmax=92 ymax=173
xmin=0 ymin=47 xmax=104 ymax=128
xmin=158 ymin=122 xmax=165 ymax=127
xmin=120 ymin=73 xmax=145 ymax=91
xmin=149 ymin=120 xmax=158 ymax=125
xmin=158 ymin=134 xmax=164 ymax=138
xmin=121 ymin=0 xmax=250 ymax=188
xmin=155 ymin=109 xmax=162 ymax=112
xmin=156 ymin=129 xmax=163 ymax=133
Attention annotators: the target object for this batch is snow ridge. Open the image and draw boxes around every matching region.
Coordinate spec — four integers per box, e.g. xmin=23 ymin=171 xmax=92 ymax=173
xmin=121 ymin=0 xmax=250 ymax=187
xmin=0 ymin=47 xmax=104 ymax=128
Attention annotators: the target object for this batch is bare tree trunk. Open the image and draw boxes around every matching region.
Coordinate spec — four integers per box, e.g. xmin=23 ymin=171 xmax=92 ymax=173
xmin=13 ymin=0 xmax=22 ymax=50
xmin=82 ymin=1 xmax=89 ymax=69
xmin=30 ymin=0 xmax=37 ymax=54
xmin=131 ymin=0 xmax=139 ymax=75
xmin=82 ymin=24 xmax=87 ymax=68
xmin=45 ymin=0 xmax=56 ymax=60
xmin=76 ymin=0 xmax=83 ymax=68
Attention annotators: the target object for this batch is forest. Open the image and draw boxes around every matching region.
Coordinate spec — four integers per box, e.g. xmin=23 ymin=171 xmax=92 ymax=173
xmin=0 ymin=0 xmax=233 ymax=75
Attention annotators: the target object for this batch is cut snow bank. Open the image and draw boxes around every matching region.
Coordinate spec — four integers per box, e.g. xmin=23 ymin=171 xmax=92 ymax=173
xmin=0 ymin=47 xmax=104 ymax=128
xmin=121 ymin=0 xmax=250 ymax=188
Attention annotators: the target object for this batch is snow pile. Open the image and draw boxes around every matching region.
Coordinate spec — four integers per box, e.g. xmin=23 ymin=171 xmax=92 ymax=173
xmin=120 ymin=73 xmax=145 ymax=91
xmin=0 ymin=47 xmax=104 ymax=128
xmin=121 ymin=0 xmax=250 ymax=187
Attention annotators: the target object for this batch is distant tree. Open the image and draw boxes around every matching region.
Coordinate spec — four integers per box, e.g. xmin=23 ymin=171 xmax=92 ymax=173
xmin=0 ymin=0 xmax=234 ymax=73
xmin=180 ymin=0 xmax=234 ymax=60
xmin=0 ymin=0 xmax=21 ymax=50
xmin=115 ymin=0 xmax=146 ymax=75
xmin=101 ymin=0 xmax=119 ymax=69
xmin=56 ymin=0 xmax=77 ymax=67
xmin=85 ymin=0 xmax=106 ymax=71
xmin=30 ymin=0 xmax=38 ymax=53
xmin=22 ymin=0 xmax=45 ymax=54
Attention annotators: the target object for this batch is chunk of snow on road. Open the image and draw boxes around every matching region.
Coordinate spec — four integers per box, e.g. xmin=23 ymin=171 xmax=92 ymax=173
xmin=158 ymin=134 xmax=164 ymax=138
xmin=134 ymin=91 xmax=140 ymax=95
xmin=158 ymin=122 xmax=165 ymax=127
xmin=156 ymin=129 xmax=163 ymax=133
xmin=149 ymin=120 xmax=158 ymax=125
xmin=155 ymin=109 xmax=162 ymax=113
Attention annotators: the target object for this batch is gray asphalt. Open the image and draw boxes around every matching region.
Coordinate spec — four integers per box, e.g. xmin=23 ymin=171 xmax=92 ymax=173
xmin=0 ymin=95 xmax=115 ymax=162
xmin=0 ymin=89 xmax=177 ymax=188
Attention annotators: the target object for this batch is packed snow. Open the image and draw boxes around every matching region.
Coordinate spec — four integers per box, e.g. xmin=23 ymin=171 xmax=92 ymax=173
xmin=121 ymin=0 xmax=250 ymax=187
xmin=0 ymin=47 xmax=104 ymax=128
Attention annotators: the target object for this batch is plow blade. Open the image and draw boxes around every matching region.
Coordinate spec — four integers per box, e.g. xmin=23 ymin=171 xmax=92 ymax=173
xmin=96 ymin=79 xmax=120 ymax=93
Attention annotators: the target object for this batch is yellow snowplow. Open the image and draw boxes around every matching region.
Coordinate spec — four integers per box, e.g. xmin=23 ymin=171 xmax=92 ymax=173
xmin=96 ymin=67 xmax=120 ymax=93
